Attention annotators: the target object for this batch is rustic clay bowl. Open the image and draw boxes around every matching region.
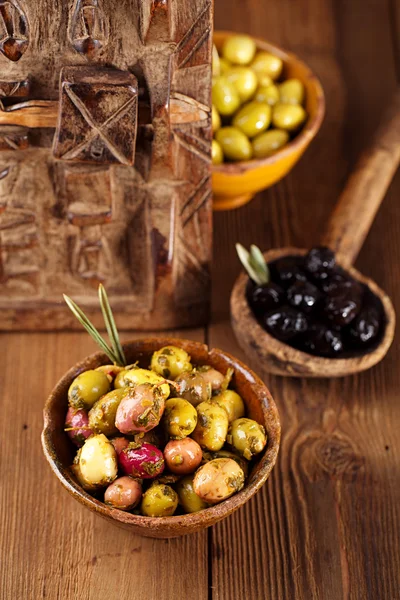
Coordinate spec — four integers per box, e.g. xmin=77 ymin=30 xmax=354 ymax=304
xmin=212 ymin=31 xmax=325 ymax=211
xmin=42 ymin=338 xmax=281 ymax=538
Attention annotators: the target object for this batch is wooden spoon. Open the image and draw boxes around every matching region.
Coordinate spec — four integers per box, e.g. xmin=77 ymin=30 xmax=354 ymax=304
xmin=231 ymin=91 xmax=400 ymax=378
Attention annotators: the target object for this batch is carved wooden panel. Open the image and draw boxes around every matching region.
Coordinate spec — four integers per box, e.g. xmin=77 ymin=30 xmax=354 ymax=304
xmin=0 ymin=0 xmax=212 ymax=331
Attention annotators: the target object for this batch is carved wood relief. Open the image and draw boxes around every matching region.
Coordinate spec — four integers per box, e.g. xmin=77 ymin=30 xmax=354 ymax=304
xmin=0 ymin=0 xmax=29 ymax=62
xmin=0 ymin=0 xmax=212 ymax=330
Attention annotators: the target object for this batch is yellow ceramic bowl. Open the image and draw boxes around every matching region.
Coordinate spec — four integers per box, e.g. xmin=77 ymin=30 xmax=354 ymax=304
xmin=212 ymin=31 xmax=325 ymax=211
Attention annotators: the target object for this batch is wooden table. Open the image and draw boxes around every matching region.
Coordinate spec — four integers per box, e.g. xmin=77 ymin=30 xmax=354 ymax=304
xmin=2 ymin=1 xmax=400 ymax=598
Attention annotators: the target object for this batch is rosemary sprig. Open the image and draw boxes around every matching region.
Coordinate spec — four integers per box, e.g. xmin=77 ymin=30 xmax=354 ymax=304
xmin=236 ymin=243 xmax=270 ymax=286
xmin=63 ymin=289 xmax=126 ymax=367
xmin=98 ymin=284 xmax=126 ymax=367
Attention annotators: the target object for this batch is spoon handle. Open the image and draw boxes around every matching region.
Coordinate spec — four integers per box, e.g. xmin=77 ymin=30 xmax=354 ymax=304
xmin=321 ymin=89 xmax=400 ymax=267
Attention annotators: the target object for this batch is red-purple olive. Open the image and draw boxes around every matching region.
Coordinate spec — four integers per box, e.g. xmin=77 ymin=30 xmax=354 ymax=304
xmin=65 ymin=407 xmax=93 ymax=447
xmin=110 ymin=436 xmax=129 ymax=455
xmin=104 ymin=476 xmax=142 ymax=510
xmin=164 ymin=438 xmax=202 ymax=475
xmin=118 ymin=442 xmax=165 ymax=479
xmin=115 ymin=383 xmax=166 ymax=435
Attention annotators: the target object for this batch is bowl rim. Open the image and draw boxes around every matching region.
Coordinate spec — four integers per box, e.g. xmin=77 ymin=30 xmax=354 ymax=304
xmin=212 ymin=30 xmax=326 ymax=174
xmin=231 ymin=248 xmax=396 ymax=377
xmin=42 ymin=337 xmax=281 ymax=532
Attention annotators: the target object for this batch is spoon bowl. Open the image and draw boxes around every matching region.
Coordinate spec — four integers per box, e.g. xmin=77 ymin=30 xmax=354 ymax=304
xmin=231 ymin=247 xmax=396 ymax=378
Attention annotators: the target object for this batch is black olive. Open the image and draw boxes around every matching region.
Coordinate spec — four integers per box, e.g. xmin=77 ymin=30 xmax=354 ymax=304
xmin=305 ymin=246 xmax=335 ymax=281
xmin=263 ymin=306 xmax=308 ymax=341
xmin=287 ymin=280 xmax=321 ymax=313
xmin=247 ymin=282 xmax=284 ymax=315
xmin=323 ymin=289 xmax=361 ymax=326
xmin=300 ymin=323 xmax=343 ymax=357
xmin=269 ymin=256 xmax=307 ymax=288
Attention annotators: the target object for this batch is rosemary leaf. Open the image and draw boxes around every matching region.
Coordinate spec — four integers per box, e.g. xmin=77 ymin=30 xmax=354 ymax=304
xmin=63 ymin=294 xmax=120 ymax=365
xmin=98 ymin=284 xmax=126 ymax=367
xmin=250 ymin=245 xmax=270 ymax=284
xmin=236 ymin=243 xmax=267 ymax=285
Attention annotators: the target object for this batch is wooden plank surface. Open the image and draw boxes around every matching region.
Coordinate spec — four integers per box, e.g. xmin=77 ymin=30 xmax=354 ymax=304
xmin=1 ymin=1 xmax=400 ymax=599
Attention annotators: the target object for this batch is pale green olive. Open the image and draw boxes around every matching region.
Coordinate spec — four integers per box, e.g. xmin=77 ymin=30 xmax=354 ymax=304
xmin=68 ymin=370 xmax=111 ymax=410
xmin=257 ymin=74 xmax=273 ymax=88
xmin=279 ymin=78 xmax=305 ymax=105
xmin=215 ymin=127 xmax=252 ymax=162
xmin=163 ymin=398 xmax=198 ymax=439
xmin=114 ymin=369 xmax=130 ymax=389
xmin=214 ymin=390 xmax=245 ymax=423
xmin=175 ymin=371 xmax=211 ymax=407
xmin=219 ymin=57 xmax=231 ymax=74
xmin=227 ymin=418 xmax=267 ymax=460
xmin=222 ymin=35 xmax=256 ymax=66
xmin=252 ymin=129 xmax=290 ymax=158
xmin=212 ymin=139 xmax=224 ymax=165
xmin=176 ymin=474 xmax=209 ymax=513
xmin=88 ymin=388 xmax=126 ymax=436
xmin=272 ymin=103 xmax=307 ymax=131
xmin=77 ymin=433 xmax=118 ymax=489
xmin=202 ymin=449 xmax=249 ymax=478
xmin=212 ymin=44 xmax=220 ymax=76
xmin=233 ymin=101 xmax=272 ymax=138
xmin=226 ymin=66 xmax=258 ymax=102
xmin=123 ymin=368 xmax=170 ymax=400
xmin=192 ymin=401 xmax=229 ymax=451
xmin=193 ymin=458 xmax=245 ymax=504
xmin=141 ymin=484 xmax=178 ymax=517
xmin=251 ymin=51 xmax=283 ymax=80
xmin=150 ymin=346 xmax=192 ymax=380
xmin=212 ymin=76 xmax=241 ymax=117
xmin=212 ymin=105 xmax=221 ymax=133
xmin=255 ymin=83 xmax=280 ymax=106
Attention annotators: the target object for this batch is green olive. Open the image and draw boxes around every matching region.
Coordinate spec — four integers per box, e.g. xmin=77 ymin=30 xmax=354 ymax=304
xmin=68 ymin=370 xmax=111 ymax=410
xmin=279 ymin=78 xmax=305 ymax=105
xmin=114 ymin=369 xmax=129 ymax=389
xmin=222 ymin=35 xmax=256 ymax=66
xmin=212 ymin=76 xmax=241 ymax=117
xmin=176 ymin=475 xmax=209 ymax=513
xmin=251 ymin=51 xmax=283 ymax=80
xmin=175 ymin=371 xmax=211 ymax=407
xmin=141 ymin=484 xmax=178 ymax=517
xmin=215 ymin=127 xmax=252 ymax=162
xmin=226 ymin=66 xmax=258 ymax=102
xmin=219 ymin=57 xmax=231 ymax=74
xmin=212 ymin=105 xmax=221 ymax=133
xmin=123 ymin=368 xmax=170 ymax=400
xmin=163 ymin=398 xmax=198 ymax=439
xmin=192 ymin=401 xmax=229 ymax=451
xmin=256 ymin=74 xmax=273 ymax=88
xmin=212 ymin=139 xmax=224 ymax=165
xmin=88 ymin=388 xmax=126 ymax=436
xmin=150 ymin=346 xmax=192 ymax=380
xmin=202 ymin=449 xmax=249 ymax=478
xmin=193 ymin=458 xmax=245 ymax=504
xmin=214 ymin=390 xmax=245 ymax=423
xmin=212 ymin=44 xmax=220 ymax=76
xmin=255 ymin=83 xmax=279 ymax=106
xmin=252 ymin=129 xmax=290 ymax=158
xmin=233 ymin=101 xmax=272 ymax=138
xmin=227 ymin=418 xmax=267 ymax=460
xmin=272 ymin=103 xmax=307 ymax=131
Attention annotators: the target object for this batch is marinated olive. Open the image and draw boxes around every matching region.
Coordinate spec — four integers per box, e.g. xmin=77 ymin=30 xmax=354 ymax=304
xmin=193 ymin=458 xmax=245 ymax=504
xmin=141 ymin=484 xmax=178 ymax=517
xmin=202 ymin=449 xmax=249 ymax=478
xmin=212 ymin=139 xmax=224 ymax=165
xmin=110 ymin=436 xmax=129 ymax=455
xmin=212 ymin=105 xmax=221 ymax=133
xmin=176 ymin=475 xmax=209 ymax=513
xmin=196 ymin=366 xmax=225 ymax=394
xmin=272 ymin=103 xmax=307 ymax=131
xmin=251 ymin=51 xmax=283 ymax=80
xmin=88 ymin=388 xmax=126 ymax=437
xmin=222 ymin=35 xmax=256 ymax=66
xmin=150 ymin=345 xmax=192 ymax=380
xmin=115 ymin=383 xmax=166 ymax=435
xmin=164 ymin=438 xmax=202 ymax=474
xmin=256 ymin=74 xmax=273 ymax=88
xmin=163 ymin=398 xmax=198 ymax=439
xmin=68 ymin=370 xmax=111 ymax=410
xmin=77 ymin=434 xmax=118 ymax=489
xmin=226 ymin=66 xmax=258 ymax=102
xmin=215 ymin=127 xmax=252 ymax=162
xmin=175 ymin=371 xmax=211 ymax=407
xmin=279 ymin=78 xmax=305 ymax=105
xmin=104 ymin=476 xmax=142 ymax=511
xmin=252 ymin=129 xmax=290 ymax=158
xmin=212 ymin=77 xmax=241 ymax=117
xmin=255 ymin=83 xmax=280 ymax=106
xmin=228 ymin=418 xmax=267 ymax=460
xmin=65 ymin=407 xmax=92 ymax=447
xmin=119 ymin=442 xmax=164 ymax=479
xmin=233 ymin=101 xmax=272 ymax=138
xmin=114 ymin=369 xmax=130 ymax=389
xmin=214 ymin=390 xmax=245 ymax=423
xmin=192 ymin=401 xmax=229 ymax=451
xmin=134 ymin=427 xmax=166 ymax=448
xmin=95 ymin=364 xmax=124 ymax=381
xmin=123 ymin=368 xmax=170 ymax=400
